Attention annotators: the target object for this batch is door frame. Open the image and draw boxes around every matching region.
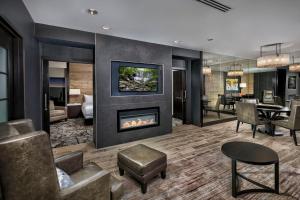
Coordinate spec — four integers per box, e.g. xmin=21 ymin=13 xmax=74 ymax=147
xmin=172 ymin=68 xmax=187 ymax=124
xmin=0 ymin=16 xmax=24 ymax=120
xmin=41 ymin=58 xmax=96 ymax=135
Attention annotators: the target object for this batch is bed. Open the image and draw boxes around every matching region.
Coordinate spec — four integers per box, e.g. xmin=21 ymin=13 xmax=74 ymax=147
xmin=82 ymin=95 xmax=93 ymax=124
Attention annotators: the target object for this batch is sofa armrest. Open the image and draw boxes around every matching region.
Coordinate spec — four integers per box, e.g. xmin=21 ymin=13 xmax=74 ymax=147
xmin=55 ymin=151 xmax=83 ymax=174
xmin=59 ymin=170 xmax=111 ymax=200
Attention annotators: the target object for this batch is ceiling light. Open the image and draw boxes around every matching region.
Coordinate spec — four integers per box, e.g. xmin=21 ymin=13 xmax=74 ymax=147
xmin=87 ymin=9 xmax=98 ymax=15
xmin=202 ymin=59 xmax=212 ymax=75
xmin=257 ymin=43 xmax=290 ymax=68
xmin=173 ymin=40 xmax=183 ymax=44
xmin=227 ymin=64 xmax=243 ymax=77
xmin=289 ymin=56 xmax=300 ymax=72
xmin=227 ymin=70 xmax=243 ymax=77
xmin=203 ymin=66 xmax=212 ymax=75
xmin=101 ymin=25 xmax=111 ymax=30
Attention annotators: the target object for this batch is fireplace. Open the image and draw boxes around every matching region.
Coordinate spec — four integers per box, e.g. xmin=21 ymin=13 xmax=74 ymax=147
xmin=117 ymin=107 xmax=160 ymax=132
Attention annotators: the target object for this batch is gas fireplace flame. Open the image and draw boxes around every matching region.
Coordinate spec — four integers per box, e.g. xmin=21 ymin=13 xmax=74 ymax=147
xmin=121 ymin=118 xmax=155 ymax=129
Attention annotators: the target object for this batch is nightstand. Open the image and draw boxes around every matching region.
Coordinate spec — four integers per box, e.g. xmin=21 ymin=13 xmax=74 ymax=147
xmin=67 ymin=103 xmax=82 ymax=118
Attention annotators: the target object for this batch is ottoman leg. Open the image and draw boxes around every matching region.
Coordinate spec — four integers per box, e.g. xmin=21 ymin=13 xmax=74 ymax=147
xmin=161 ymin=170 xmax=166 ymax=179
xmin=141 ymin=183 xmax=147 ymax=194
xmin=119 ymin=167 xmax=124 ymax=176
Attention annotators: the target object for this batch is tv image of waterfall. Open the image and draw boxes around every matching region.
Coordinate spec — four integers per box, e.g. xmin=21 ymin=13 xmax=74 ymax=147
xmin=119 ymin=66 xmax=159 ymax=92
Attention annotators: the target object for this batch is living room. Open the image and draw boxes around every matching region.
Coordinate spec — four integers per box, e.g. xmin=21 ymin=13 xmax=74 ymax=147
xmin=0 ymin=0 xmax=300 ymax=199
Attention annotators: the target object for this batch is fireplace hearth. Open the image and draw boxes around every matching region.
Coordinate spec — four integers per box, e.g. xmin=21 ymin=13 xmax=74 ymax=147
xmin=117 ymin=107 xmax=159 ymax=132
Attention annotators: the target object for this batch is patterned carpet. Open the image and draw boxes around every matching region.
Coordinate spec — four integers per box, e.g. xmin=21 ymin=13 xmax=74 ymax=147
xmin=50 ymin=118 xmax=93 ymax=148
xmin=53 ymin=121 xmax=300 ymax=200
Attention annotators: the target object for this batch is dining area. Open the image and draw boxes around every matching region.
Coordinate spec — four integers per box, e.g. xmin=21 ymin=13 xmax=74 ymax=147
xmin=235 ymin=98 xmax=300 ymax=146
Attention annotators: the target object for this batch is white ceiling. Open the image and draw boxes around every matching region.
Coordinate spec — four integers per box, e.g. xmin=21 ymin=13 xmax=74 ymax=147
xmin=23 ymin=0 xmax=300 ymax=59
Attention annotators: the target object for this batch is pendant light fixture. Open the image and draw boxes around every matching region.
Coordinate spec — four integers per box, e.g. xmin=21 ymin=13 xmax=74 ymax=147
xmin=257 ymin=43 xmax=290 ymax=68
xmin=202 ymin=59 xmax=212 ymax=75
xmin=289 ymin=56 xmax=300 ymax=72
xmin=227 ymin=64 xmax=243 ymax=77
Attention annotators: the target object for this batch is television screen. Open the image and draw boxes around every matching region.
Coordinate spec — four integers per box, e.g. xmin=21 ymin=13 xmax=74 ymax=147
xmin=119 ymin=66 xmax=159 ymax=92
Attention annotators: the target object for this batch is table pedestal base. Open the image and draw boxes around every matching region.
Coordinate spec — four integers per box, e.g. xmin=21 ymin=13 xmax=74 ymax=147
xmin=231 ymin=160 xmax=279 ymax=198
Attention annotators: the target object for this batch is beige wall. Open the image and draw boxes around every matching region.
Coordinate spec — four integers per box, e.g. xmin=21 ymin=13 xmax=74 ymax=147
xmin=241 ymin=73 xmax=254 ymax=95
xmin=204 ymin=71 xmax=224 ymax=107
xmin=204 ymin=72 xmax=254 ymax=107
xmin=69 ymin=63 xmax=93 ymax=104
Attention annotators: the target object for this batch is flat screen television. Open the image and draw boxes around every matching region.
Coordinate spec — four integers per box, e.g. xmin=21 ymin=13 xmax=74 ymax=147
xmin=118 ymin=66 xmax=159 ymax=92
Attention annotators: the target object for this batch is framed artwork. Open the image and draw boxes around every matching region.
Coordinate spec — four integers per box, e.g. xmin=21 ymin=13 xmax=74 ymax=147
xmin=288 ymin=76 xmax=297 ymax=89
xmin=225 ymin=78 xmax=239 ymax=92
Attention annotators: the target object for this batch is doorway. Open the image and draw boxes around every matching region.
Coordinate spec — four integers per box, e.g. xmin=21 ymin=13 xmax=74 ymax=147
xmin=172 ymin=69 xmax=186 ymax=127
xmin=42 ymin=60 xmax=94 ymax=148
xmin=0 ymin=17 xmax=24 ymax=123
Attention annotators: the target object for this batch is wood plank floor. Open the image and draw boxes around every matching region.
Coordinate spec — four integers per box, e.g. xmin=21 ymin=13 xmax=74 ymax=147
xmin=53 ymin=121 xmax=300 ymax=200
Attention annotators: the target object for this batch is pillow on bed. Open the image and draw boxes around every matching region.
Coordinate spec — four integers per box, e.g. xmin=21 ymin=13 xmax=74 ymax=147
xmin=84 ymin=95 xmax=93 ymax=104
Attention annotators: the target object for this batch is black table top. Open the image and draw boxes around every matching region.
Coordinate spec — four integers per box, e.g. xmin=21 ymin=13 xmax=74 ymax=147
xmin=221 ymin=141 xmax=279 ymax=165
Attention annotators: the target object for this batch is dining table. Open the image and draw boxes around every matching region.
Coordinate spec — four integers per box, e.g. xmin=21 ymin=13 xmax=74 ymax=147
xmin=256 ymin=104 xmax=291 ymax=136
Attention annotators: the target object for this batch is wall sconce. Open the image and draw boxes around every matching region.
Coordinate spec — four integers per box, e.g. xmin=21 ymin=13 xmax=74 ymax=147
xmin=69 ymin=89 xmax=81 ymax=95
xmin=239 ymin=83 xmax=247 ymax=88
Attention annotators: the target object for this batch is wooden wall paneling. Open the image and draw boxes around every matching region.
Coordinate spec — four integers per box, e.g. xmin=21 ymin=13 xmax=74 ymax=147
xmin=69 ymin=63 xmax=93 ymax=103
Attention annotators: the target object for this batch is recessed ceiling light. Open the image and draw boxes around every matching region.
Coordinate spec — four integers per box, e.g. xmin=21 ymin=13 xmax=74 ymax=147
xmin=87 ymin=9 xmax=98 ymax=15
xmin=174 ymin=40 xmax=183 ymax=44
xmin=208 ymin=38 xmax=214 ymax=41
xmin=101 ymin=25 xmax=111 ymax=30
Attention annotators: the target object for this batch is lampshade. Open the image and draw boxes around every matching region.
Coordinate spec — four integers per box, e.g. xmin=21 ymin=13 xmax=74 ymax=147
xmin=257 ymin=54 xmax=290 ymax=68
xmin=227 ymin=70 xmax=243 ymax=77
xmin=257 ymin=43 xmax=290 ymax=68
xmin=289 ymin=63 xmax=300 ymax=72
xmin=202 ymin=66 xmax=212 ymax=75
xmin=239 ymin=83 xmax=247 ymax=88
xmin=69 ymin=89 xmax=81 ymax=95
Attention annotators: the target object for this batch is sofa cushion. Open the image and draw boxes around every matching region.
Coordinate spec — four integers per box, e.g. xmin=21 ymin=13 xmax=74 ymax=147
xmin=118 ymin=144 xmax=167 ymax=176
xmin=50 ymin=110 xmax=65 ymax=117
xmin=56 ymin=167 xmax=74 ymax=189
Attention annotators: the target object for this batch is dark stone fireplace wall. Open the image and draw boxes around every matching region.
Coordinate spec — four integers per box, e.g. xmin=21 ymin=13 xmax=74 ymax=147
xmin=95 ymin=35 xmax=173 ymax=148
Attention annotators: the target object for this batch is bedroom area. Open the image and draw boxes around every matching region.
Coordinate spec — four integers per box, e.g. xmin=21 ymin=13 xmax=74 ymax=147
xmin=46 ymin=61 xmax=94 ymax=148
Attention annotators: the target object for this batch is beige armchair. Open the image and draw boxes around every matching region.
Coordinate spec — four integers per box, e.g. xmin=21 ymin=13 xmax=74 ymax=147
xmin=0 ymin=120 xmax=124 ymax=200
xmin=50 ymin=100 xmax=67 ymax=123
xmin=272 ymin=105 xmax=300 ymax=146
xmin=236 ymin=102 xmax=265 ymax=138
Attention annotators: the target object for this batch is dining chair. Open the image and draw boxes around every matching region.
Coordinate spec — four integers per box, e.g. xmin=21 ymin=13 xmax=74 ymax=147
xmin=236 ymin=102 xmax=265 ymax=138
xmin=203 ymin=96 xmax=221 ymax=119
xmin=271 ymin=105 xmax=300 ymax=146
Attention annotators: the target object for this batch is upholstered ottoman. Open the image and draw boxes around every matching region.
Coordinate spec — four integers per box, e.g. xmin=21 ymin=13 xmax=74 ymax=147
xmin=117 ymin=144 xmax=167 ymax=193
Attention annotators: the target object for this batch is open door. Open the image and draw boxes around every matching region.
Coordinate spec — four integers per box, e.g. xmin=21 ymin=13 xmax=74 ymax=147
xmin=173 ymin=70 xmax=186 ymax=123
xmin=42 ymin=60 xmax=50 ymax=133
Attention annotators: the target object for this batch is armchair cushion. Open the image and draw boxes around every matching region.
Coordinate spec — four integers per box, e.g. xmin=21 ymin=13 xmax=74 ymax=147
xmin=55 ymin=151 xmax=83 ymax=175
xmin=51 ymin=110 xmax=66 ymax=117
xmin=60 ymin=169 xmax=111 ymax=200
xmin=56 ymin=168 xmax=74 ymax=189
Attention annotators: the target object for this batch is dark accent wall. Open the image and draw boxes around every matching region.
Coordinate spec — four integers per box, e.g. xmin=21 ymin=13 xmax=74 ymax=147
xmin=40 ymin=43 xmax=94 ymax=63
xmin=0 ymin=0 xmax=40 ymax=128
xmin=172 ymin=48 xmax=201 ymax=124
xmin=95 ymin=34 xmax=172 ymax=148
xmin=35 ymin=23 xmax=95 ymax=48
xmin=191 ymin=58 xmax=203 ymax=126
xmin=254 ymin=71 xmax=277 ymax=101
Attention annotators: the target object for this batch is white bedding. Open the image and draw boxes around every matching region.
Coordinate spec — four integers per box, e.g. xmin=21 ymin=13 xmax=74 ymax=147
xmin=82 ymin=103 xmax=93 ymax=119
